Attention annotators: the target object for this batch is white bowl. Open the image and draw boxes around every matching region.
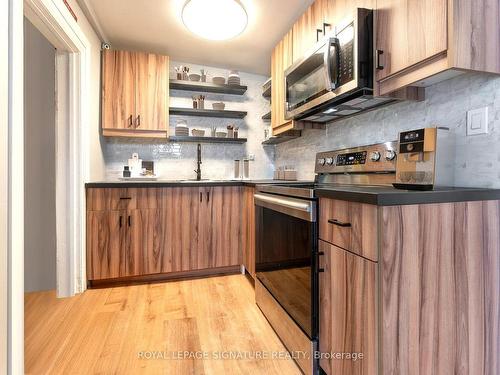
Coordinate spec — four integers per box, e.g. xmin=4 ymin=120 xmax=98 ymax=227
xmin=189 ymin=73 xmax=201 ymax=82
xmin=215 ymin=132 xmax=227 ymax=138
xmin=212 ymin=102 xmax=225 ymax=111
xmin=212 ymin=76 xmax=225 ymax=85
xmin=192 ymin=129 xmax=205 ymax=137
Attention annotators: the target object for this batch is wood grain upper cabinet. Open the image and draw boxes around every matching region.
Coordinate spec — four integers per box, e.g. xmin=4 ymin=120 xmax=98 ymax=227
xmin=323 ymin=0 xmax=374 ymax=26
xmin=292 ymin=2 xmax=323 ymax=63
xmin=375 ymin=0 xmax=500 ymax=95
xmin=375 ymin=0 xmax=447 ymax=81
xmin=102 ymin=50 xmax=169 ymax=138
xmin=271 ymin=30 xmax=295 ymax=135
xmin=319 ymin=240 xmax=377 ymax=375
xmin=101 ymin=50 xmax=136 ymax=134
xmin=135 ymin=52 xmax=169 ymax=133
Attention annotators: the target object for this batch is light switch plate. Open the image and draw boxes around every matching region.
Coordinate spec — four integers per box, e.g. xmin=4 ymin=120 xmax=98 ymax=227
xmin=467 ymin=107 xmax=488 ymax=135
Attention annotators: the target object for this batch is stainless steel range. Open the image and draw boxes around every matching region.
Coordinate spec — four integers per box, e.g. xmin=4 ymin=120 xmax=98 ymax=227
xmin=254 ymin=141 xmax=398 ymax=375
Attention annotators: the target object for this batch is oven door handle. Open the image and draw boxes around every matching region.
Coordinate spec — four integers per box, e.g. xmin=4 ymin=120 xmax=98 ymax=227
xmin=254 ymin=193 xmax=316 ymax=222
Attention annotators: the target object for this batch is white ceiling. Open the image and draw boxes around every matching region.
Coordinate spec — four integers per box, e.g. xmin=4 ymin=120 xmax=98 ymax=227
xmin=79 ymin=0 xmax=315 ymax=76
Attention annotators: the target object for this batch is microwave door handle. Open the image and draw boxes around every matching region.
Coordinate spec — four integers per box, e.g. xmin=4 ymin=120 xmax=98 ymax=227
xmin=324 ymin=37 xmax=340 ymax=90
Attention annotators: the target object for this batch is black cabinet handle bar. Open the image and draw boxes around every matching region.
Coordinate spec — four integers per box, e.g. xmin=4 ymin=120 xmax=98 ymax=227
xmin=328 ymin=219 xmax=352 ymax=227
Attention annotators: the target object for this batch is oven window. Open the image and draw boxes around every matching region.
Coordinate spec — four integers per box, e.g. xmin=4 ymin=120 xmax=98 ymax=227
xmin=255 ymin=206 xmax=314 ymax=337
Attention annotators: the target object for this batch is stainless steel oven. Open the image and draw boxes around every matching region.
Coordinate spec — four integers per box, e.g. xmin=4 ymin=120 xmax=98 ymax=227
xmin=284 ymin=8 xmax=395 ymax=123
xmin=254 ymin=186 xmax=319 ymax=373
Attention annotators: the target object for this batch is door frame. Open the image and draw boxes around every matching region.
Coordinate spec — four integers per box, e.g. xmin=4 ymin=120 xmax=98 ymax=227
xmin=24 ymin=0 xmax=91 ymax=297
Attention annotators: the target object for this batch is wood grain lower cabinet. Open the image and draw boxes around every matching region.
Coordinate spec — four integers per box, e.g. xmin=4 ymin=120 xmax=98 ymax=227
xmin=319 ymin=198 xmax=378 ymax=261
xmin=202 ymin=186 xmax=242 ymax=268
xmin=129 ymin=208 xmax=169 ymax=275
xmin=319 ymin=240 xmax=377 ymax=375
xmin=380 ymin=201 xmax=500 ymax=375
xmin=318 ymin=197 xmax=500 ymax=375
xmin=86 ymin=186 xmax=242 ymax=282
xmin=86 ymin=210 xmax=129 ymax=280
xmin=242 ymin=186 xmax=256 ymax=277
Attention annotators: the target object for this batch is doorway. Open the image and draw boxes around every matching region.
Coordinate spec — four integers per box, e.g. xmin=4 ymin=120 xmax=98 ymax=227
xmin=23 ymin=17 xmax=57 ymax=293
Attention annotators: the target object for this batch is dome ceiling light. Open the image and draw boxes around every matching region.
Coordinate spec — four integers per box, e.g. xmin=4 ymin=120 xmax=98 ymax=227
xmin=182 ymin=0 xmax=248 ymax=41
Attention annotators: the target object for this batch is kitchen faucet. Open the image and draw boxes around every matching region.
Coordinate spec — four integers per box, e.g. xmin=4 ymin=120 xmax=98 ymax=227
xmin=194 ymin=143 xmax=202 ymax=180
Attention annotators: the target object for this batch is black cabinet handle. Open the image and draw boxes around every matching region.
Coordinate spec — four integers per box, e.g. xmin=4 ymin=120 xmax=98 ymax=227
xmin=128 ymin=114 xmax=133 ymax=127
xmin=322 ymin=22 xmax=331 ymax=35
xmin=376 ymin=50 xmax=384 ymax=70
xmin=206 ymin=191 xmax=210 ymax=203
xmin=316 ymin=28 xmax=323 ymax=42
xmin=128 ymin=215 xmax=131 ymax=227
xmin=119 ymin=216 xmax=122 ymax=228
xmin=317 ymin=251 xmax=325 ymax=273
xmin=135 ymin=114 xmax=141 ymax=127
xmin=119 ymin=197 xmax=132 ymax=200
xmin=200 ymin=192 xmax=202 ymax=202
xmin=328 ymin=219 xmax=352 ymax=227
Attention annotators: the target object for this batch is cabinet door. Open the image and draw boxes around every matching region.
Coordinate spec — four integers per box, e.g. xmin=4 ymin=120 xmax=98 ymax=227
xmin=271 ymin=30 xmax=294 ymax=133
xmin=135 ymin=52 xmax=169 ymax=134
xmin=319 ymin=240 xmax=377 ymax=375
xmin=292 ymin=2 xmax=323 ymax=63
xmin=323 ymin=0 xmax=374 ymax=27
xmin=101 ymin=50 xmax=136 ymax=132
xmin=242 ymin=186 xmax=256 ymax=277
xmin=376 ymin=0 xmax=447 ymax=80
xmin=129 ymin=208 xmax=169 ymax=276
xmin=209 ymin=186 xmax=242 ymax=268
xmin=86 ymin=210 xmax=127 ymax=280
xmin=166 ymin=187 xmax=201 ymax=272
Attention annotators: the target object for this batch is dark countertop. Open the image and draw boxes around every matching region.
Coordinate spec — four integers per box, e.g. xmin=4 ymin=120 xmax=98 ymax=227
xmin=314 ymin=185 xmax=500 ymax=206
xmin=85 ymin=179 xmax=311 ymax=188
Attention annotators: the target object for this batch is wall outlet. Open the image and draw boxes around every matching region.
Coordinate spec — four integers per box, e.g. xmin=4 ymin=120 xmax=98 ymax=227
xmin=467 ymin=107 xmax=488 ymax=135
xmin=247 ymin=154 xmax=255 ymax=161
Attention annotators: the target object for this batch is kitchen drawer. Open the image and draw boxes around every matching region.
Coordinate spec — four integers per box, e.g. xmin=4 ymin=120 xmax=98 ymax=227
xmin=86 ymin=188 xmax=136 ymax=211
xmin=319 ymin=198 xmax=378 ymax=261
xmin=128 ymin=187 xmax=165 ymax=209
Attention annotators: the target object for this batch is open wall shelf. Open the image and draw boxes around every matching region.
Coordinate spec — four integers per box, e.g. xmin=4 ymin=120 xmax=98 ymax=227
xmin=169 ymin=79 xmax=247 ymax=95
xmin=170 ymin=107 xmax=247 ymax=119
xmin=170 ymin=136 xmax=247 ymax=144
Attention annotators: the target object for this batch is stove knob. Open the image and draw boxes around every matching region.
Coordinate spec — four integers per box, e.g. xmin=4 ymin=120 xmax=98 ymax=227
xmin=370 ymin=151 xmax=381 ymax=162
xmin=385 ymin=150 xmax=396 ymax=161
xmin=317 ymin=158 xmax=326 ymax=166
xmin=325 ymin=157 xmax=334 ymax=165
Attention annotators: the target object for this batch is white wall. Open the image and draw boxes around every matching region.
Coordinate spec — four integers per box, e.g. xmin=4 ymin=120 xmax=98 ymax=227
xmin=23 ymin=18 xmax=57 ymax=293
xmin=102 ymin=61 xmax=275 ymax=180
xmin=276 ymin=72 xmax=500 ymax=188
xmin=66 ymin=0 xmax=106 ymax=181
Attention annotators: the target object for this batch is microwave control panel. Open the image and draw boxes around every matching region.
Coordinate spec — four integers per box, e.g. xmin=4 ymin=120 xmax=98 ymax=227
xmin=337 ymin=22 xmax=355 ymax=86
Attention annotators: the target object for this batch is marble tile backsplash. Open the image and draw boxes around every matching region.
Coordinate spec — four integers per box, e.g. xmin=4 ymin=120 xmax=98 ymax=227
xmin=103 ymin=64 xmax=500 ymax=187
xmin=103 ymin=61 xmax=274 ymax=180
xmin=275 ymin=72 xmax=500 ymax=188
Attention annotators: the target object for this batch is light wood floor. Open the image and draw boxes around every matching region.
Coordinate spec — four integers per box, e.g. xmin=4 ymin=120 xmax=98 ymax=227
xmin=25 ymin=275 xmax=302 ymax=375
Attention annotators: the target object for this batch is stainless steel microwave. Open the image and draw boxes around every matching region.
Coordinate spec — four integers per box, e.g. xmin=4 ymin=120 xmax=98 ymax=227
xmin=284 ymin=9 xmax=395 ymax=123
